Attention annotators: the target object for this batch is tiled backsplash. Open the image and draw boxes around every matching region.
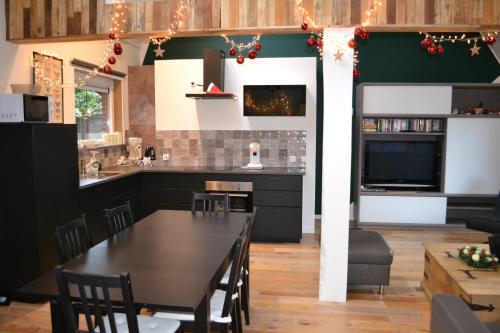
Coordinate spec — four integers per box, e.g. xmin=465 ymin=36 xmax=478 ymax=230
xmin=155 ymin=130 xmax=307 ymax=168
xmin=78 ymin=145 xmax=127 ymax=171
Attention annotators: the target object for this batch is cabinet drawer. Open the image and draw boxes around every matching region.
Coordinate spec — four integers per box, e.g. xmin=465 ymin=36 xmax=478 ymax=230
xmin=160 ymin=173 xmax=205 ymax=189
xmin=160 ymin=188 xmax=195 ymax=205
xmin=254 ymin=175 xmax=302 ymax=191
xmin=253 ymin=207 xmax=301 ymax=242
xmin=254 ymin=190 xmax=302 ymax=207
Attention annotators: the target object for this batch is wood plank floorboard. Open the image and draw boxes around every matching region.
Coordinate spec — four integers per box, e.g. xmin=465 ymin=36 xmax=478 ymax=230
xmin=0 ymin=225 xmax=488 ymax=332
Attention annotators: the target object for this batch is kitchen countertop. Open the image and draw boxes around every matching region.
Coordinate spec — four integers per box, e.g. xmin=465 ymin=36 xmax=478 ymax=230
xmin=79 ymin=164 xmax=306 ymax=189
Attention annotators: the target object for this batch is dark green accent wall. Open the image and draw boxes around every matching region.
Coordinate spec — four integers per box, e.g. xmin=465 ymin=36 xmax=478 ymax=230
xmin=143 ymin=33 xmax=499 ymax=215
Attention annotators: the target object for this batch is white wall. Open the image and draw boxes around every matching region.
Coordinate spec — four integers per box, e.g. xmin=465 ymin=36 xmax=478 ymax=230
xmin=0 ymin=0 xmax=141 ymax=126
xmin=155 ymin=58 xmax=317 ymax=233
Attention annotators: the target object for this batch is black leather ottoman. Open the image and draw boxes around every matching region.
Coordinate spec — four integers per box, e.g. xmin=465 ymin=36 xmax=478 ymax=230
xmin=348 ymin=229 xmax=394 ymax=294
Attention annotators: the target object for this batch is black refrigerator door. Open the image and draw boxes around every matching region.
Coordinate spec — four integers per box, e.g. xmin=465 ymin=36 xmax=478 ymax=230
xmin=32 ymin=124 xmax=80 ymax=274
xmin=0 ymin=124 xmax=38 ymax=296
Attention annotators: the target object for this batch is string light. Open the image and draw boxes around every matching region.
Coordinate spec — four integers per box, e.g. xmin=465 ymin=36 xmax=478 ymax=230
xmin=149 ymin=0 xmax=188 ymax=48
xmin=30 ymin=0 xmax=128 ymax=88
xmin=244 ymin=93 xmax=291 ymax=116
xmin=418 ymin=31 xmax=497 ymax=56
xmin=296 ymin=0 xmax=382 ymax=63
xmin=221 ymin=34 xmax=261 ymax=53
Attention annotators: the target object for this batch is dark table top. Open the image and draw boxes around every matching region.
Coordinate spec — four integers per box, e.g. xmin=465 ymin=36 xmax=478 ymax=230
xmin=16 ymin=210 xmax=249 ymax=311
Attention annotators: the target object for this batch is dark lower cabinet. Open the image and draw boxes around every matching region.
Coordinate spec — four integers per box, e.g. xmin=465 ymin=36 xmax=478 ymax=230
xmin=253 ymin=207 xmax=302 ymax=242
xmin=158 ymin=173 xmax=205 ymax=211
xmin=79 ymin=175 xmax=142 ymax=244
xmin=79 ymin=172 xmax=304 ymax=244
xmin=0 ymin=124 xmax=79 ymax=298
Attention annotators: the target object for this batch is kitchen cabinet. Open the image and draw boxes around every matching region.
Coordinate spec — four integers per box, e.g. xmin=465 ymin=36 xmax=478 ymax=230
xmin=253 ymin=175 xmax=303 ymax=242
xmin=158 ymin=173 xmax=205 ymax=210
xmin=79 ymin=175 xmax=142 ymax=244
xmin=79 ymin=172 xmax=304 ymax=244
xmin=0 ymin=124 xmax=79 ymax=298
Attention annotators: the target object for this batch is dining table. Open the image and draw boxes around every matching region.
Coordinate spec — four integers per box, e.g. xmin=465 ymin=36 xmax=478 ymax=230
xmin=16 ymin=210 xmax=251 ymax=333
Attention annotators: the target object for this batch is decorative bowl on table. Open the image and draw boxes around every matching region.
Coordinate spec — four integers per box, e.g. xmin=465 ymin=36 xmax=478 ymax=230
xmin=458 ymin=245 xmax=498 ymax=270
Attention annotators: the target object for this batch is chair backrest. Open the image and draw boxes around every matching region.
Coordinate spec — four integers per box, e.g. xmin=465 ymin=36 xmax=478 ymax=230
xmin=55 ymin=215 xmax=93 ymax=264
xmin=55 ymin=265 xmax=139 ymax=333
xmin=191 ymin=192 xmax=230 ymax=214
xmin=494 ymin=190 xmax=500 ymax=215
xmin=221 ymin=220 xmax=251 ymax=318
xmin=104 ymin=201 xmax=134 ymax=237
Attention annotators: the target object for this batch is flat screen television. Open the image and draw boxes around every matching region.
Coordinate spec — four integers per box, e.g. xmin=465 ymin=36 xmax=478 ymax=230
xmin=243 ymin=85 xmax=306 ymax=116
xmin=363 ymin=141 xmax=441 ymax=190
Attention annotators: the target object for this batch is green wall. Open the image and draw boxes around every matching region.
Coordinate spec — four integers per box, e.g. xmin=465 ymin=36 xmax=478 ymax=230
xmin=143 ymin=33 xmax=499 ymax=214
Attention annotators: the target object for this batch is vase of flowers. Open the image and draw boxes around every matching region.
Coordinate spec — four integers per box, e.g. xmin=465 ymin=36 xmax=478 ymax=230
xmin=458 ymin=245 xmax=498 ymax=270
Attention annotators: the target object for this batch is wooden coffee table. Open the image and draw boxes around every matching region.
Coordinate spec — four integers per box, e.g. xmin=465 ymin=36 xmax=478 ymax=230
xmin=422 ymin=243 xmax=500 ymax=323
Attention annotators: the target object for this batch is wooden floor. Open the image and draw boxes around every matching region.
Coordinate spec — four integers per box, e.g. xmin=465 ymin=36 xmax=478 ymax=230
xmin=0 ymin=225 xmax=488 ymax=333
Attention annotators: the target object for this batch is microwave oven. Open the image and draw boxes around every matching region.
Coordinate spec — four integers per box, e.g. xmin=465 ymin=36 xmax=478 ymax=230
xmin=0 ymin=94 xmax=53 ymax=123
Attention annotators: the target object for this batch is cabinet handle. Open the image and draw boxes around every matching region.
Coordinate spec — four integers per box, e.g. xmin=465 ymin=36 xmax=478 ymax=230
xmin=270 ymin=177 xmax=283 ymax=181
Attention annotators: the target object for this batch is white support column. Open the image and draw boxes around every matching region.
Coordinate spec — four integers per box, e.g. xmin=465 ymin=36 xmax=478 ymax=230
xmin=319 ymin=27 xmax=354 ymax=302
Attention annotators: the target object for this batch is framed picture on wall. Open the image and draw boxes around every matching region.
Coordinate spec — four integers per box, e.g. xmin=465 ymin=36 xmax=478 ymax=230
xmin=243 ymin=85 xmax=306 ymax=117
xmin=33 ymin=52 xmax=64 ymax=123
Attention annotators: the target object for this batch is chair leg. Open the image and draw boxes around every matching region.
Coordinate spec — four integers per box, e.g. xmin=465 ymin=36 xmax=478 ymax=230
xmin=242 ymin=258 xmax=250 ymax=325
xmin=231 ymin=306 xmax=240 ymax=333
xmin=378 ymin=285 xmax=384 ymax=295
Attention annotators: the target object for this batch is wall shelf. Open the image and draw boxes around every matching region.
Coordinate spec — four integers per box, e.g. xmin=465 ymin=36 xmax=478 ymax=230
xmin=363 ymin=132 xmax=445 ymax=136
xmin=185 ymin=93 xmax=237 ymax=100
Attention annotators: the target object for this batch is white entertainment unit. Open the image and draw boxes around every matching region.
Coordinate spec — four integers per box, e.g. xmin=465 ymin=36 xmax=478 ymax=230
xmin=354 ymin=83 xmax=500 ymax=225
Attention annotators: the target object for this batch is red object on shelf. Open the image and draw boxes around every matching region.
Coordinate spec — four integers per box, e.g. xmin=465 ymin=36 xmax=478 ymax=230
xmin=206 ymin=83 xmax=225 ymax=94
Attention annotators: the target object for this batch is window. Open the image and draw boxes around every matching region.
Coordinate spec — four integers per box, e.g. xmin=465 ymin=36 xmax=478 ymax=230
xmin=74 ymin=71 xmax=115 ymax=143
xmin=75 ymin=89 xmax=110 ymax=140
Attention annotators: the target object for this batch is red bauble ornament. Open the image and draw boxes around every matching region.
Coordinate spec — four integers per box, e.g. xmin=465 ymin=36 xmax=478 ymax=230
xmin=315 ymin=38 xmax=323 ymax=47
xmin=348 ymin=38 xmax=357 ymax=48
xmin=301 ymin=22 xmax=308 ymax=30
xmin=306 ymin=37 xmax=316 ymax=48
xmin=229 ymin=48 xmax=236 ymax=56
xmin=103 ymin=65 xmax=112 ymax=74
xmin=421 ymin=38 xmax=432 ymax=48
xmin=107 ymin=56 xmax=116 ymax=65
xmin=114 ymin=46 xmax=123 ymax=55
xmin=436 ymin=45 xmax=444 ymax=55
xmin=354 ymin=27 xmax=363 ymax=36
xmin=248 ymin=50 xmax=257 ymax=59
xmin=353 ymin=68 xmax=360 ymax=79
xmin=236 ymin=55 xmax=245 ymax=64
xmin=109 ymin=33 xmax=116 ymax=40
xmin=360 ymin=31 xmax=369 ymax=40
xmin=427 ymin=44 xmax=437 ymax=55
xmin=254 ymin=43 xmax=262 ymax=51
xmin=486 ymin=35 xmax=497 ymax=45
xmin=114 ymin=42 xmax=121 ymax=49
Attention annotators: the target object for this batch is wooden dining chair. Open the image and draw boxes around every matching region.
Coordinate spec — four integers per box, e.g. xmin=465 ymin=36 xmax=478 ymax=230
xmin=54 ymin=265 xmax=182 ymax=333
xmin=191 ymin=192 xmax=230 ymax=214
xmin=219 ymin=209 xmax=256 ymax=326
xmin=55 ymin=215 xmax=93 ymax=264
xmin=104 ymin=201 xmax=135 ymax=237
xmin=154 ymin=221 xmax=251 ymax=333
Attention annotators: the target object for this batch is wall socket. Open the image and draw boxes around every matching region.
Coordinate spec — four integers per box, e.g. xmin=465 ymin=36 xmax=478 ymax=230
xmin=289 ymin=155 xmax=297 ymax=163
xmin=162 ymin=153 xmax=170 ymax=161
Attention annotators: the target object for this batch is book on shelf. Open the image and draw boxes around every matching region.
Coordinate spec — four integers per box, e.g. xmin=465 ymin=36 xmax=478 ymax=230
xmin=362 ymin=118 xmax=443 ymax=133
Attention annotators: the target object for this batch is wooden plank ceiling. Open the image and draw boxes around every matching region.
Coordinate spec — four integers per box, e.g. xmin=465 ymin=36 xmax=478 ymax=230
xmin=7 ymin=0 xmax=500 ymax=42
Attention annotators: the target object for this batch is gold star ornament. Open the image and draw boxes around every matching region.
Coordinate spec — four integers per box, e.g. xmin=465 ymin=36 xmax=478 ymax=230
xmin=470 ymin=41 xmax=481 ymax=56
xmin=154 ymin=45 xmax=165 ymax=58
xmin=334 ymin=49 xmax=344 ymax=61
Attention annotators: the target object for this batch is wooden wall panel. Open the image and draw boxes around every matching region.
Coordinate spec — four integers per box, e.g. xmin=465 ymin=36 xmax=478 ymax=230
xmin=7 ymin=0 xmax=500 ymax=42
